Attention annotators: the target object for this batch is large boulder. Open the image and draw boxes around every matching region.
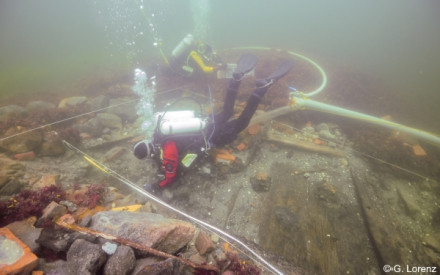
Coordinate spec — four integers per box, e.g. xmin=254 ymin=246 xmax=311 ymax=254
xmin=108 ymin=98 xmax=137 ymax=122
xmin=0 ymin=105 xmax=28 ymax=122
xmin=25 ymin=101 xmax=56 ymax=112
xmin=77 ymin=117 xmax=104 ymax=137
xmin=66 ymin=239 xmax=107 ymax=275
xmin=0 ymin=154 xmax=25 ymax=195
xmin=103 ymin=245 xmax=136 ymax=275
xmin=96 ymin=113 xmax=122 ymax=129
xmin=6 ymin=217 xmax=42 ymax=253
xmin=58 ymin=96 xmax=88 ymax=108
xmin=90 ymin=211 xmax=195 ymax=254
xmin=0 ymin=128 xmax=43 ymax=153
xmin=38 ymin=131 xmax=66 ymax=156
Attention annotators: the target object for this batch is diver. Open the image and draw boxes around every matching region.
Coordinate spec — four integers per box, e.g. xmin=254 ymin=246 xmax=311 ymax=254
xmin=134 ymin=53 xmax=293 ymax=188
xmin=164 ymin=33 xmax=224 ymax=77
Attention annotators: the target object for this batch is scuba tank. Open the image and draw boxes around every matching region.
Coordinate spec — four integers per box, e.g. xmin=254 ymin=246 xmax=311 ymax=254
xmin=155 ymin=110 xmax=207 ymax=136
xmin=171 ymin=34 xmax=194 ymax=58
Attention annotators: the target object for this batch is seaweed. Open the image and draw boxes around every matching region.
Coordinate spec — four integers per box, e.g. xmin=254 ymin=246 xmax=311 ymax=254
xmin=72 ymin=183 xmax=107 ymax=209
xmin=57 ymin=127 xmax=81 ymax=145
xmin=225 ymin=252 xmax=261 ymax=275
xmin=0 ymin=184 xmax=66 ymax=227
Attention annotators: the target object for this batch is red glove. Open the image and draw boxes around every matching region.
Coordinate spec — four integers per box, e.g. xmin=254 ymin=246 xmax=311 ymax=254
xmin=159 ymin=140 xmax=178 ymax=187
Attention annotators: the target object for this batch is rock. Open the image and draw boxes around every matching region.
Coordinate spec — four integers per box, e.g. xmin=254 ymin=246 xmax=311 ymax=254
xmin=97 ymin=113 xmax=123 ymax=129
xmin=67 ymin=239 xmax=107 ymax=275
xmin=102 ymin=242 xmax=118 ymax=255
xmin=189 ymin=253 xmax=206 ymax=265
xmin=0 ymin=105 xmax=28 ymax=120
xmin=37 ymin=259 xmax=68 ymax=275
xmin=32 ymin=174 xmax=60 ymax=190
xmin=38 ymin=131 xmax=66 ymax=156
xmin=210 ymin=234 xmax=219 ymax=243
xmin=0 ymin=227 xmax=38 ymax=275
xmin=79 ymin=215 xmax=92 ymax=227
xmin=90 ymin=211 xmax=195 ymax=254
xmin=58 ymin=96 xmax=88 ymax=108
xmin=0 ymin=154 xmax=25 ymax=195
xmin=109 ymin=98 xmax=138 ymax=122
xmin=318 ymin=129 xmax=337 ymax=142
xmin=316 ymin=123 xmax=330 ymax=132
xmin=213 ymin=249 xmax=229 ymax=270
xmin=36 ymin=227 xmax=96 ymax=253
xmin=59 ymin=200 xmax=78 ymax=212
xmin=35 ymin=201 xmax=67 ymax=227
xmin=103 ymin=245 xmax=136 ymax=275
xmin=89 ymin=95 xmax=109 ymax=110
xmin=135 ymin=258 xmax=185 ymax=275
xmin=6 ymin=217 xmax=42 ymax=252
xmin=0 ymin=154 xmax=24 ymax=188
xmin=0 ymin=180 xmax=25 ymax=197
xmin=107 ymin=84 xmax=133 ymax=97
xmin=0 ymin=128 xmax=43 ymax=153
xmin=195 ymin=231 xmax=215 ymax=256
xmin=250 ymin=171 xmax=271 ymax=192
xmin=36 ymin=228 xmax=72 ymax=252
xmin=78 ymin=117 xmax=104 ymax=137
xmin=132 ymin=257 xmax=161 ymax=275
xmin=25 ymin=100 xmax=56 ymax=112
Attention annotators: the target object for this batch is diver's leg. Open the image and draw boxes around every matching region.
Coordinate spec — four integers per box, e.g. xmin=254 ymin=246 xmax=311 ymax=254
xmin=213 ymin=79 xmax=240 ymax=124
xmin=213 ymin=54 xmax=259 ymax=124
xmin=233 ymin=86 xmax=267 ymax=132
xmin=234 ymin=60 xmax=294 ymax=132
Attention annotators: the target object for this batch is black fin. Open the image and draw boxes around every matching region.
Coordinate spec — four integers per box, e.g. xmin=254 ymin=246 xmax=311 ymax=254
xmin=266 ymin=60 xmax=293 ymax=81
xmin=233 ymin=53 xmax=258 ymax=81
xmin=256 ymin=60 xmax=294 ymax=88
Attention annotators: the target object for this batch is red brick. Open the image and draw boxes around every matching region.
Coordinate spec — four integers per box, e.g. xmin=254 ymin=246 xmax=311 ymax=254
xmin=0 ymin=227 xmax=38 ymax=274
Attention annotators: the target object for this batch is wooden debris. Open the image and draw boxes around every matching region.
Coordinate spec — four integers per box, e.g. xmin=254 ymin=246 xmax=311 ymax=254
xmin=266 ymin=130 xmax=344 ymax=157
xmin=412 ymin=144 xmax=427 ymax=157
xmin=55 ymin=215 xmax=219 ymax=273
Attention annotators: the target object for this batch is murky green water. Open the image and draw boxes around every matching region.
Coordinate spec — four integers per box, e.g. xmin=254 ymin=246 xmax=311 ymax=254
xmin=1 ymin=1 xmax=439 ymax=273
xmin=2 ymin=1 xmax=439 ymax=107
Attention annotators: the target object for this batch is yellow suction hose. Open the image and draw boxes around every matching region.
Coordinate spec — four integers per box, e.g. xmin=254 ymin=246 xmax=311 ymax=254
xmin=237 ymin=47 xmax=440 ymax=146
xmin=229 ymin=46 xmax=327 ymax=97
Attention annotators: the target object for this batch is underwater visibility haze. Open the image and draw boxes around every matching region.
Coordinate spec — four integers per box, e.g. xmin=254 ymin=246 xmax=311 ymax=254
xmin=1 ymin=0 xmax=440 ymax=274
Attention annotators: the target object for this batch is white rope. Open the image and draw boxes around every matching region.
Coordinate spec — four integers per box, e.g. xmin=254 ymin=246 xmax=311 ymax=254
xmin=62 ymin=140 xmax=284 ymax=275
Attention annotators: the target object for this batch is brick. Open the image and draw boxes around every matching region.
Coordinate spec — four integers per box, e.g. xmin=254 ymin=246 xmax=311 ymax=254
xmin=236 ymin=143 xmax=246 ymax=151
xmin=0 ymin=227 xmax=38 ymax=274
xmin=215 ymin=153 xmax=236 ymax=164
xmin=13 ymin=151 xmax=36 ymax=161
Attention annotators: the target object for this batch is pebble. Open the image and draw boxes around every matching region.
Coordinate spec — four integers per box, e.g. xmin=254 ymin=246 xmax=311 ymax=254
xmin=102 ymin=242 xmax=118 ymax=255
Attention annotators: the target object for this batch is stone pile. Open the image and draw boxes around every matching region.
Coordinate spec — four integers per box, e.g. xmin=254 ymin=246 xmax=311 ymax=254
xmin=2 ymin=202 xmax=261 ymax=275
xmin=0 ymin=92 xmax=139 ymax=157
